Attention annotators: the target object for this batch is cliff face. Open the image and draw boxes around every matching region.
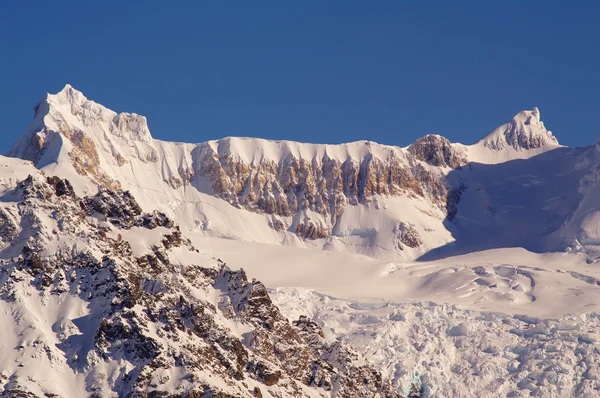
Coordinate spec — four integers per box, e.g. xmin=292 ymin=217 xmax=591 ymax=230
xmin=197 ymin=147 xmax=449 ymax=229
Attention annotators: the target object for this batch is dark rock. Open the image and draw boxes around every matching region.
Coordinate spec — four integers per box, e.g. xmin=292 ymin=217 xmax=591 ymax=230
xmin=247 ymin=360 xmax=281 ymax=386
xmin=46 ymin=176 xmax=75 ymax=197
xmin=135 ymin=210 xmax=174 ymax=229
xmin=394 ymin=222 xmax=423 ymax=249
xmin=446 ymin=182 xmax=467 ymax=221
xmin=295 ymin=222 xmax=329 ymax=240
xmin=81 ymin=189 xmax=142 ymax=227
xmin=409 ymin=134 xmax=467 ymax=169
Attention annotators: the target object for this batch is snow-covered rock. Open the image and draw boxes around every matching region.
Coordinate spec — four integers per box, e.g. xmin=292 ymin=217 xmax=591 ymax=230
xmin=478 ymin=107 xmax=558 ymax=151
xmin=8 ymin=85 xmax=461 ymax=260
xmin=0 ymin=162 xmax=406 ymax=397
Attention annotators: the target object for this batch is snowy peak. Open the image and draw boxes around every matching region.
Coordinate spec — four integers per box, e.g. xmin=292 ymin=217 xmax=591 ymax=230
xmin=47 ymin=83 xmax=87 ymax=107
xmin=20 ymin=84 xmax=153 ymax=149
xmin=8 ymin=85 xmax=158 ymax=194
xmin=477 ymin=107 xmax=559 ymax=152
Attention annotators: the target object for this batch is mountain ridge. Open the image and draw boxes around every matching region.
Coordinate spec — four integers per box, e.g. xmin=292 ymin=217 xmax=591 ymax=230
xmin=5 ymin=85 xmax=591 ymax=262
xmin=19 ymin=84 xmax=560 ymax=152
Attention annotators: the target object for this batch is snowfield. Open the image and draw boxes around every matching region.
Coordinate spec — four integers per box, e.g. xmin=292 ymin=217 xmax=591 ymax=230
xmin=3 ymin=85 xmax=600 ymax=397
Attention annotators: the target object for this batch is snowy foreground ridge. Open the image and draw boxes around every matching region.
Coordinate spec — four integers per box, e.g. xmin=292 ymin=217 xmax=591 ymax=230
xmin=3 ymin=85 xmax=600 ymax=397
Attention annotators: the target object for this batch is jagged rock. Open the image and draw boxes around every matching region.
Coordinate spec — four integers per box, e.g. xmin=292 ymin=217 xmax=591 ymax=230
xmin=268 ymin=218 xmax=285 ymax=232
xmin=446 ymin=182 xmax=467 ymax=222
xmin=295 ymin=221 xmax=329 ymax=240
xmin=247 ymin=360 xmax=282 ymax=386
xmin=46 ymin=176 xmax=75 ymax=197
xmin=21 ymin=245 xmax=43 ymax=275
xmin=199 ymin=149 xmax=450 ymax=233
xmin=81 ymin=188 xmax=142 ymax=227
xmin=394 ymin=222 xmax=423 ymax=250
xmin=480 ymin=107 xmax=558 ymax=151
xmin=136 ymin=210 xmax=174 ymax=229
xmin=0 ymin=208 xmax=18 ymax=246
xmin=0 ymin=173 xmax=404 ymax=397
xmin=252 ymin=386 xmax=263 ymax=397
xmin=408 ymin=134 xmax=467 ymax=169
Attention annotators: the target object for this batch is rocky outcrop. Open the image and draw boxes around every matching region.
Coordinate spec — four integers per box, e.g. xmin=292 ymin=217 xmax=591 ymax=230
xmin=446 ymin=182 xmax=467 ymax=222
xmin=408 ymin=134 xmax=467 ymax=169
xmin=295 ymin=222 xmax=329 ymax=240
xmin=198 ymin=149 xmax=450 ymax=231
xmin=46 ymin=175 xmax=75 ymax=197
xmin=394 ymin=222 xmax=423 ymax=250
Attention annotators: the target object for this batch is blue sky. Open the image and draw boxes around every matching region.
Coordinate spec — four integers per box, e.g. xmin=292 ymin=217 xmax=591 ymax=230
xmin=2 ymin=1 xmax=600 ymax=152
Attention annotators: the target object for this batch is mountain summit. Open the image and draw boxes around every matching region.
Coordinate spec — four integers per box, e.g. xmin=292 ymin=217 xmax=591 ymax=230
xmin=477 ymin=107 xmax=559 ymax=151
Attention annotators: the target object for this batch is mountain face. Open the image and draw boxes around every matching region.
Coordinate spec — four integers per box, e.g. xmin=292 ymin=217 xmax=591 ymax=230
xmin=6 ymin=85 xmax=600 ymax=398
xmin=9 ymin=85 xmax=572 ymax=260
xmin=0 ymin=161 xmax=409 ymax=398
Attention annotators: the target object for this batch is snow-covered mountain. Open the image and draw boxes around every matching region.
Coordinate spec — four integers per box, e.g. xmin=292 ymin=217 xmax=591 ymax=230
xmin=8 ymin=85 xmax=572 ymax=260
xmin=0 ymin=161 xmax=409 ymax=397
xmin=6 ymin=85 xmax=600 ymax=397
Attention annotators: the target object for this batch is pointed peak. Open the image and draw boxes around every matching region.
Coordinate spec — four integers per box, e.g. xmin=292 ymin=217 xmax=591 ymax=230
xmin=60 ymin=83 xmax=73 ymax=92
xmin=47 ymin=84 xmax=88 ymax=107
xmin=477 ymin=107 xmax=559 ymax=151
xmin=511 ymin=107 xmax=542 ymax=126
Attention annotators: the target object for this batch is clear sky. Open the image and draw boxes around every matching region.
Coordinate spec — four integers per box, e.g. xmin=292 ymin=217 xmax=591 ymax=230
xmin=2 ymin=1 xmax=600 ymax=153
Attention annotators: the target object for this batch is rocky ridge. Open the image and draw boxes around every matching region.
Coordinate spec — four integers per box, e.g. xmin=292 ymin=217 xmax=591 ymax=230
xmin=0 ymin=166 xmax=408 ymax=398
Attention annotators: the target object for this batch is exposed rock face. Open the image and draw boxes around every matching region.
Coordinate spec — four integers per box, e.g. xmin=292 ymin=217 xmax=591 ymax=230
xmin=0 ymin=171 xmax=405 ymax=397
xmin=8 ymin=86 xmax=481 ymax=257
xmin=408 ymin=134 xmax=467 ymax=169
xmin=81 ymin=189 xmax=143 ymax=227
xmin=295 ymin=221 xmax=329 ymax=240
xmin=198 ymin=149 xmax=450 ymax=229
xmin=10 ymin=85 xmax=454 ymax=248
xmin=46 ymin=175 xmax=75 ymax=197
xmin=268 ymin=217 xmax=285 ymax=232
xmin=394 ymin=222 xmax=423 ymax=250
